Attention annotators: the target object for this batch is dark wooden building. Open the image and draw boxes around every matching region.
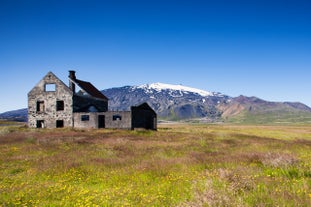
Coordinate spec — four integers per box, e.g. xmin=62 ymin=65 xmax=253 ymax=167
xmin=131 ymin=103 xmax=157 ymax=130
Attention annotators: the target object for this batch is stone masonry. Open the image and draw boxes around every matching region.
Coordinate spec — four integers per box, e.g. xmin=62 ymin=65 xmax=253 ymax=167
xmin=28 ymin=72 xmax=73 ymax=128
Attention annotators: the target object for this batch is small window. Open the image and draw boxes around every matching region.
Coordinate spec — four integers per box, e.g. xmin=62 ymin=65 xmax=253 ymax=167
xmin=36 ymin=120 xmax=45 ymax=128
xmin=56 ymin=100 xmax=64 ymax=111
xmin=81 ymin=115 xmax=90 ymax=121
xmin=45 ymin=84 xmax=56 ymax=92
xmin=113 ymin=115 xmax=122 ymax=121
xmin=56 ymin=120 xmax=64 ymax=128
xmin=36 ymin=101 xmax=45 ymax=112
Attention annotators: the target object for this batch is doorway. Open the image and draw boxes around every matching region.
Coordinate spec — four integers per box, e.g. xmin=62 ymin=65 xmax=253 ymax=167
xmin=36 ymin=120 xmax=45 ymax=128
xmin=98 ymin=115 xmax=105 ymax=128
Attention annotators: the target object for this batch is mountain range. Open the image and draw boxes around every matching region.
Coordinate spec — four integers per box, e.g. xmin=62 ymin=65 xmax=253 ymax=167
xmin=1 ymin=82 xmax=311 ymax=124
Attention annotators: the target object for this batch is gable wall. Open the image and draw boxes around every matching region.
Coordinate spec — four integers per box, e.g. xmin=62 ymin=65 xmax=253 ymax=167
xmin=28 ymin=72 xmax=73 ymax=128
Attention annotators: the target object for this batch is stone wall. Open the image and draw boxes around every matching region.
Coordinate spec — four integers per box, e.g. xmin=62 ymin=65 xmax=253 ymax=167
xmin=104 ymin=111 xmax=132 ymax=129
xmin=73 ymin=111 xmax=132 ymax=129
xmin=73 ymin=112 xmax=99 ymax=128
xmin=28 ymin=72 xmax=73 ymax=128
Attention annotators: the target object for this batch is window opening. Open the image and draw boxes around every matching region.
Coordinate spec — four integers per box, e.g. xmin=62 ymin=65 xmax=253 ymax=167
xmin=113 ymin=115 xmax=122 ymax=121
xmin=56 ymin=120 xmax=64 ymax=128
xmin=36 ymin=101 xmax=45 ymax=112
xmin=81 ymin=115 xmax=90 ymax=121
xmin=36 ymin=120 xmax=45 ymax=128
xmin=56 ymin=100 xmax=64 ymax=111
xmin=45 ymin=83 xmax=56 ymax=92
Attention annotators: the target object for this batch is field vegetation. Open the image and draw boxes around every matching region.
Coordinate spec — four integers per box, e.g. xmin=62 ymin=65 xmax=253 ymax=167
xmin=226 ymin=109 xmax=311 ymax=125
xmin=1 ymin=124 xmax=311 ymax=206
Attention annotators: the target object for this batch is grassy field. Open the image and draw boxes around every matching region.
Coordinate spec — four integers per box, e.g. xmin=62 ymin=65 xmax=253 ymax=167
xmin=0 ymin=124 xmax=311 ymax=206
xmin=226 ymin=110 xmax=311 ymax=125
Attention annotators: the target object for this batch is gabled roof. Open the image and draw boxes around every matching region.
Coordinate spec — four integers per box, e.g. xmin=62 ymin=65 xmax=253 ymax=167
xmin=74 ymin=79 xmax=108 ymax=100
xmin=131 ymin=102 xmax=156 ymax=115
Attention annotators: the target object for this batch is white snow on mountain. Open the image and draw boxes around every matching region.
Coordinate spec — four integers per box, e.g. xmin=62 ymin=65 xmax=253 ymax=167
xmin=136 ymin=82 xmax=214 ymax=97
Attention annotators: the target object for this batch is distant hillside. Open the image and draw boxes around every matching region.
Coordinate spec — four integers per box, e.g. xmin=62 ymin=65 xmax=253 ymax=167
xmin=2 ymin=83 xmax=311 ymax=124
xmin=218 ymin=96 xmax=311 ymax=124
xmin=0 ymin=108 xmax=27 ymax=122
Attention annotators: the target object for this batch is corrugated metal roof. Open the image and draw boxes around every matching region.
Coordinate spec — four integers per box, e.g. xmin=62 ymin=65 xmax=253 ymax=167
xmin=74 ymin=79 xmax=108 ymax=100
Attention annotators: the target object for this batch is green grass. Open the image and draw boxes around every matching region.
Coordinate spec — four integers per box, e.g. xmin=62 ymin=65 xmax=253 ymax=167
xmin=1 ymin=124 xmax=311 ymax=206
xmin=227 ymin=109 xmax=311 ymax=125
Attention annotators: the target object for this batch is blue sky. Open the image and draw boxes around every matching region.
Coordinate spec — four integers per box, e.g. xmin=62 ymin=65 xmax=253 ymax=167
xmin=0 ymin=0 xmax=311 ymax=113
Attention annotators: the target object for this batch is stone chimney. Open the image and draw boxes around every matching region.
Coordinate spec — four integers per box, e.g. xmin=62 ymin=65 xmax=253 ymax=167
xmin=69 ymin=70 xmax=76 ymax=93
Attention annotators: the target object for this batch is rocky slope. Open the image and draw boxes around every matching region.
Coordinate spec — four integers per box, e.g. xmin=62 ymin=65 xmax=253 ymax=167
xmin=218 ymin=95 xmax=311 ymax=123
xmin=102 ymin=83 xmax=230 ymax=121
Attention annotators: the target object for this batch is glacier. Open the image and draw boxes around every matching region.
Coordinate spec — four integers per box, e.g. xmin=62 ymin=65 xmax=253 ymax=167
xmin=136 ymin=82 xmax=214 ymax=97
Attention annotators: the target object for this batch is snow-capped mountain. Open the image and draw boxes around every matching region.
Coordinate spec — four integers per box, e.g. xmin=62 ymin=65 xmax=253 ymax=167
xmin=102 ymin=83 xmax=311 ymax=122
xmin=134 ymin=83 xmax=218 ymax=97
xmin=2 ymin=82 xmax=311 ymax=123
xmin=103 ymin=83 xmax=231 ymax=120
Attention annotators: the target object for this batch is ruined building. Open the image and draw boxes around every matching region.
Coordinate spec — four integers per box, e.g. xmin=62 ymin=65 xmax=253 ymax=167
xmin=28 ymin=71 xmax=157 ymax=130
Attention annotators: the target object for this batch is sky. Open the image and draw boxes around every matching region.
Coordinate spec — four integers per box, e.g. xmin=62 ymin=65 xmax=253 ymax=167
xmin=0 ymin=0 xmax=310 ymax=113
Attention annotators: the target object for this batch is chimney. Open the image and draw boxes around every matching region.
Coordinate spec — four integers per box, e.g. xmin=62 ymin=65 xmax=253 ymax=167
xmin=69 ymin=70 xmax=76 ymax=93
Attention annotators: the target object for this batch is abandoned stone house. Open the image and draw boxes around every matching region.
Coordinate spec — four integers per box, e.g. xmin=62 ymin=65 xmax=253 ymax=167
xmin=28 ymin=71 xmax=157 ymax=130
